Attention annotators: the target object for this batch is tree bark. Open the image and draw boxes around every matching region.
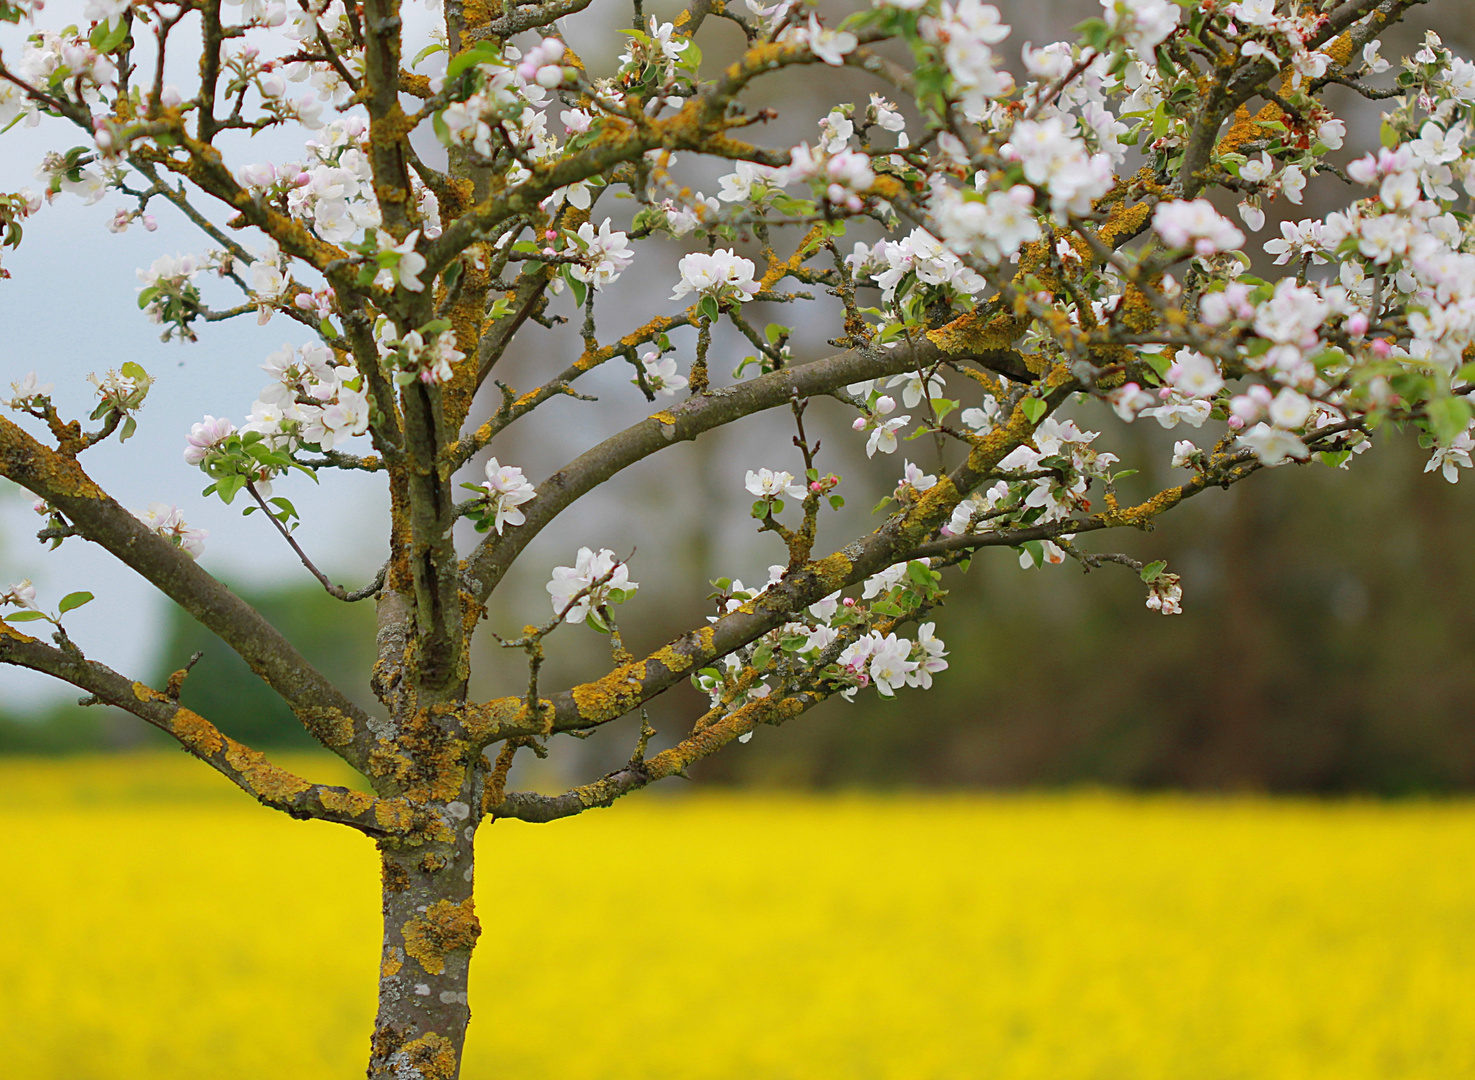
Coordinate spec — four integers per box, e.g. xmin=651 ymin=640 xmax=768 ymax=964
xmin=368 ymin=807 xmax=480 ymax=1080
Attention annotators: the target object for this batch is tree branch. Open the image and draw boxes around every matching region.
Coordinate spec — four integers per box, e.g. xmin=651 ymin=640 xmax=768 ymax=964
xmin=0 ymin=623 xmax=412 ymax=836
xmin=0 ymin=417 xmax=378 ymax=768
xmin=460 ymin=336 xmax=1031 ymax=605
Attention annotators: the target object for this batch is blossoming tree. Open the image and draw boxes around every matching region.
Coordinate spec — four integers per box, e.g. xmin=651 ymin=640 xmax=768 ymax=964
xmin=0 ymin=0 xmax=1465 ymax=1071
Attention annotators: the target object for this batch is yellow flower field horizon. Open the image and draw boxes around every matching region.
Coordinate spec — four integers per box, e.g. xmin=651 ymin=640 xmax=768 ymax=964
xmin=2 ymin=755 xmax=1473 ymax=1079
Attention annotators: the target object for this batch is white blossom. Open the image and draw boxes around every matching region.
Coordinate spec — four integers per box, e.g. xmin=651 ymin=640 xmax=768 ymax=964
xmin=546 ymin=547 xmax=637 ymax=623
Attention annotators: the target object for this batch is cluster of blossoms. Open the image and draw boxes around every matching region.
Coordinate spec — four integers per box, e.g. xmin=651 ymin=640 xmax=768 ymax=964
xmin=181 ymin=342 xmax=369 ymax=504
xmin=136 ymin=253 xmax=207 ymax=341
xmin=377 ymin=323 xmax=466 ymax=387
xmin=919 ymin=0 xmax=1014 ymax=118
xmin=671 ymin=250 xmax=760 ymax=306
xmin=465 ymin=459 xmax=537 ymax=536
xmin=132 ymin=502 xmax=207 ymax=559
xmin=563 ymin=220 xmax=635 ymax=291
xmin=547 ymin=548 xmax=638 ymax=625
xmin=1001 ymin=116 xmax=1116 ymax=217
xmin=847 ymin=228 xmax=986 ymax=304
xmin=692 ymin=558 xmax=950 ymax=723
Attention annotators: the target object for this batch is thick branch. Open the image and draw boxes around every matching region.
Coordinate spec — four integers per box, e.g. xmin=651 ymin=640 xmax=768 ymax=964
xmin=464 ymin=365 xmax=1079 ymax=743
xmin=0 ymin=624 xmax=411 ymax=836
xmin=461 ymin=336 xmax=1029 ymax=604
xmin=488 ymin=688 xmax=824 ymax=822
xmin=0 ymin=417 xmax=377 ymax=768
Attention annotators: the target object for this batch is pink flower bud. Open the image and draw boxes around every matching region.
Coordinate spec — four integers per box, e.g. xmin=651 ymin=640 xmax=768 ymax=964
xmin=1370 ymin=337 xmax=1392 ymax=357
xmin=1345 ymin=312 xmax=1368 ymax=337
xmin=1227 ymin=415 xmax=1245 ymax=430
xmin=852 ymin=417 xmax=867 ymax=431
xmin=142 ymin=215 xmax=157 ymax=232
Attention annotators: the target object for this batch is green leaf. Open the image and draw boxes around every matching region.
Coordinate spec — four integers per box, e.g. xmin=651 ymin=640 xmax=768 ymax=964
xmin=6 ymin=610 xmax=47 ymax=623
xmin=1140 ymin=560 xmax=1167 ymax=583
xmin=827 ymin=494 xmax=845 ymax=511
xmin=1319 ymin=450 xmax=1351 ymax=469
xmin=1021 ymin=397 xmax=1047 ymax=424
xmin=698 ymin=294 xmax=720 ymax=324
xmin=584 ymin=610 xmax=610 ymax=634
xmin=89 ymin=18 xmax=129 ymax=53
xmin=411 ymin=41 xmax=446 ymax=67
xmin=566 ymin=273 xmax=588 ymax=309
xmin=906 ymin=561 xmax=932 ymax=587
xmin=217 ymin=474 xmax=246 ymax=505
xmin=751 ymin=500 xmax=770 ymax=519
xmin=1020 ymin=541 xmax=1044 ymax=569
xmin=58 ymin=591 xmax=93 ymax=614
xmin=119 ymin=415 xmax=137 ymax=442
xmin=1427 ymin=395 xmax=1472 ymax=447
xmin=446 ymin=40 xmax=503 ymax=78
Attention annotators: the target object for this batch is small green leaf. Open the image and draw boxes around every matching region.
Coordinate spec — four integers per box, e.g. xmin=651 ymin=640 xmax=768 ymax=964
xmin=565 ymin=272 xmax=588 ymax=308
xmin=1021 ymin=397 xmax=1047 ymax=424
xmin=58 ymin=591 xmax=94 ymax=614
xmin=1140 ymin=560 xmax=1167 ymax=583
xmin=827 ymin=494 xmax=845 ymax=511
xmin=7 ymin=610 xmax=48 ymax=623
xmin=1426 ymin=395 xmax=1472 ymax=446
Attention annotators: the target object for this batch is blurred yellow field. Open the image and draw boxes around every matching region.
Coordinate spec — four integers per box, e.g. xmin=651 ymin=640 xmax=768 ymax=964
xmin=2 ymin=755 xmax=1473 ymax=1080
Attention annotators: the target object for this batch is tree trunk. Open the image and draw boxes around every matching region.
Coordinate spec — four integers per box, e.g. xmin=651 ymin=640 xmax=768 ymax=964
xmin=367 ymin=806 xmax=480 ymax=1080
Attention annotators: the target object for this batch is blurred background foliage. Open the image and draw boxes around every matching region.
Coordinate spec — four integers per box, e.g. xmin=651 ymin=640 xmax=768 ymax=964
xmin=4 ymin=2 xmax=1474 ymax=794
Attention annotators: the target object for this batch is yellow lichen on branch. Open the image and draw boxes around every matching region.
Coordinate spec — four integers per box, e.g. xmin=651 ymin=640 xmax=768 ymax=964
xmin=402 ymin=898 xmax=481 ymax=976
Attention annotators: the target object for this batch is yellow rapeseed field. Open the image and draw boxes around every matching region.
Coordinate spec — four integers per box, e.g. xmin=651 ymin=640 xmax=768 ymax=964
xmin=2 ymin=755 xmax=1473 ymax=1080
